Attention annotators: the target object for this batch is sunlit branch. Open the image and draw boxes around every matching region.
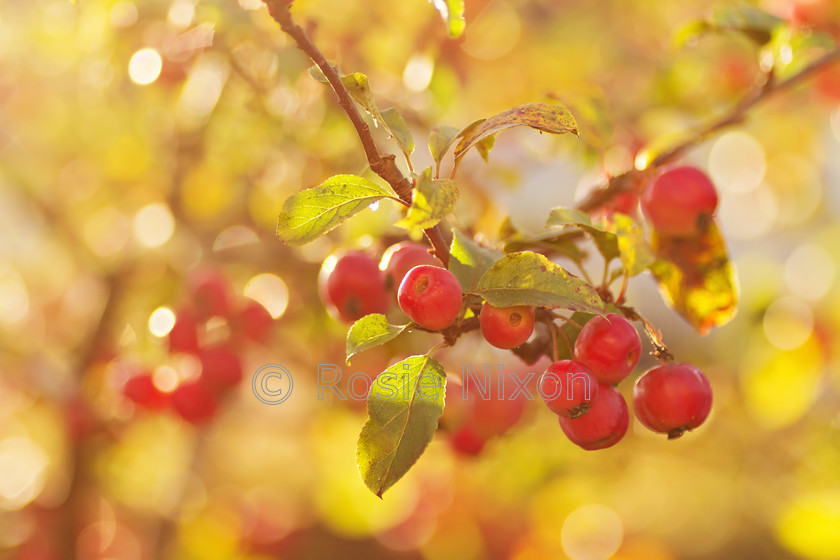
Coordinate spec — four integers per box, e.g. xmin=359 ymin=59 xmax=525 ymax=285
xmin=261 ymin=0 xmax=451 ymax=265
xmin=577 ymin=46 xmax=840 ymax=213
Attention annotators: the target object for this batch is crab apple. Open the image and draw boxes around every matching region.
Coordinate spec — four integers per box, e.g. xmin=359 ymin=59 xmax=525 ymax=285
xmin=633 ymin=362 xmax=713 ymax=439
xmin=558 ymin=383 xmax=629 ymax=450
xmin=479 ymin=303 xmax=535 ymax=349
xmin=171 ymin=380 xmax=218 ymax=425
xmin=538 ymin=360 xmax=599 ymax=418
xmin=168 ymin=308 xmax=200 ymax=354
xmin=318 ymin=250 xmax=390 ymax=323
xmin=641 ymin=166 xmax=719 ymax=237
xmin=573 ymin=313 xmax=641 ymax=384
xmin=397 ymin=265 xmax=463 ymax=330
xmin=123 ymin=372 xmax=169 ymax=410
xmin=449 ymin=423 xmax=487 ymax=457
xmin=592 ymin=192 xmax=640 ymax=221
xmin=816 ymin=66 xmax=840 ymax=102
xmin=199 ymin=345 xmax=243 ymax=390
xmin=379 ymin=241 xmax=443 ymax=292
xmin=788 ymin=0 xmax=839 ymax=30
xmin=190 ymin=268 xmax=232 ymax=320
xmin=468 ymin=373 xmax=528 ymax=439
xmin=234 ymin=300 xmax=274 ymax=344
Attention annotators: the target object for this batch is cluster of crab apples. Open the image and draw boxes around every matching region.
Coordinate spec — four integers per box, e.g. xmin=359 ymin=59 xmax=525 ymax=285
xmin=539 ymin=313 xmax=713 ymax=449
xmin=319 ymin=165 xmax=719 ymax=450
xmin=122 ymin=269 xmax=274 ymax=425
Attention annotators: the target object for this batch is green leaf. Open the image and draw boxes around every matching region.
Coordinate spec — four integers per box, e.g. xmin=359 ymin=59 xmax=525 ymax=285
xmin=649 ymin=221 xmax=738 ymax=335
xmin=357 ymin=355 xmax=446 ymax=497
xmin=764 ymin=27 xmax=837 ymax=79
xmin=676 ymin=6 xmax=785 ymax=46
xmin=276 ymin=175 xmax=398 ymax=245
xmin=475 ymin=251 xmax=605 ymax=313
xmin=554 ymin=312 xmax=594 ymax=361
xmin=545 ymin=207 xmax=593 ymax=227
xmin=346 ymin=314 xmax=409 ymax=364
xmin=606 ymin=213 xmax=655 ymax=276
xmin=430 ymin=0 xmax=466 ymax=38
xmin=381 ymin=107 xmax=415 ymax=157
xmin=307 ymin=62 xmax=337 ymax=83
xmin=502 ymin=230 xmax=587 ymax=262
xmin=429 ymin=126 xmax=460 ymax=168
xmin=709 ymin=5 xmax=784 ymax=44
xmin=449 ymin=229 xmax=504 ymax=292
xmin=475 ymin=135 xmax=496 ymax=163
xmin=395 ymin=168 xmax=458 ymax=234
xmin=338 ymin=74 xmax=413 ymax=156
xmin=554 ymin=91 xmax=615 ymax=155
xmin=341 ymin=72 xmax=386 ymax=126
xmin=673 ymin=20 xmax=713 ymax=48
xmin=545 ymin=207 xmax=620 ymax=262
xmin=453 ymin=103 xmax=578 ymax=163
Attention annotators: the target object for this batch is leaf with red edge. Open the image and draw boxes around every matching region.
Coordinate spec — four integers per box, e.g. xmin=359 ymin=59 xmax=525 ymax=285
xmin=650 ymin=221 xmax=738 ymax=335
xmin=453 ymin=103 xmax=578 ymax=163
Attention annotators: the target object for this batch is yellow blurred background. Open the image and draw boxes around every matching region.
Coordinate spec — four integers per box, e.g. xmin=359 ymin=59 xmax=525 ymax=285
xmin=1 ymin=0 xmax=839 ymax=558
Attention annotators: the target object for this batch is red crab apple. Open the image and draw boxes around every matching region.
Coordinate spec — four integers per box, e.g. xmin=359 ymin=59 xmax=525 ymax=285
xmin=641 ymin=166 xmax=719 ymax=237
xmin=633 ymin=362 xmax=713 ymax=439
xmin=559 ymin=383 xmax=629 ymax=450
xmin=539 ymin=359 xmax=599 ymax=418
xmin=234 ymin=300 xmax=274 ymax=344
xmin=123 ymin=371 xmax=170 ymax=410
xmin=168 ymin=307 xmax=200 ymax=354
xmin=318 ymin=250 xmax=390 ymax=323
xmin=449 ymin=423 xmax=487 ymax=457
xmin=397 ymin=265 xmax=462 ymax=330
xmin=479 ymin=303 xmax=535 ymax=349
xmin=199 ymin=345 xmax=243 ymax=390
xmin=172 ymin=380 xmax=218 ymax=425
xmin=190 ymin=268 xmax=232 ymax=320
xmin=379 ymin=241 xmax=443 ymax=292
xmin=573 ymin=313 xmax=641 ymax=384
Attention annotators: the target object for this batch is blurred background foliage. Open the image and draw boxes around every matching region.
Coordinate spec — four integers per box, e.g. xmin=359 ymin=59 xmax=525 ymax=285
xmin=1 ymin=0 xmax=840 ymax=558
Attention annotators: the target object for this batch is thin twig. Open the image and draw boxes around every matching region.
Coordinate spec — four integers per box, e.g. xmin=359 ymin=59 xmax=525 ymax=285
xmin=577 ymin=46 xmax=840 ymax=213
xmin=261 ymin=0 xmax=452 ymax=265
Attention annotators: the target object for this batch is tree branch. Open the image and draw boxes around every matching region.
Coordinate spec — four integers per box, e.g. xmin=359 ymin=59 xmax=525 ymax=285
xmin=577 ymin=46 xmax=840 ymax=213
xmin=261 ymin=0 xmax=451 ymax=265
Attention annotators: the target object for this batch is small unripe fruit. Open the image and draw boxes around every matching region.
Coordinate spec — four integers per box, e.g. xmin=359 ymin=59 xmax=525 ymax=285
xmin=573 ymin=313 xmax=641 ymax=384
xmin=633 ymin=362 xmax=713 ymax=439
xmin=319 ymin=250 xmax=390 ymax=323
xmin=379 ymin=241 xmax=443 ymax=292
xmin=479 ymin=303 xmax=535 ymax=349
xmin=558 ymin=383 xmax=629 ymax=450
xmin=172 ymin=380 xmax=218 ymax=425
xmin=641 ymin=166 xmax=719 ymax=237
xmin=539 ymin=360 xmax=599 ymax=418
xmin=397 ymin=265 xmax=462 ymax=330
